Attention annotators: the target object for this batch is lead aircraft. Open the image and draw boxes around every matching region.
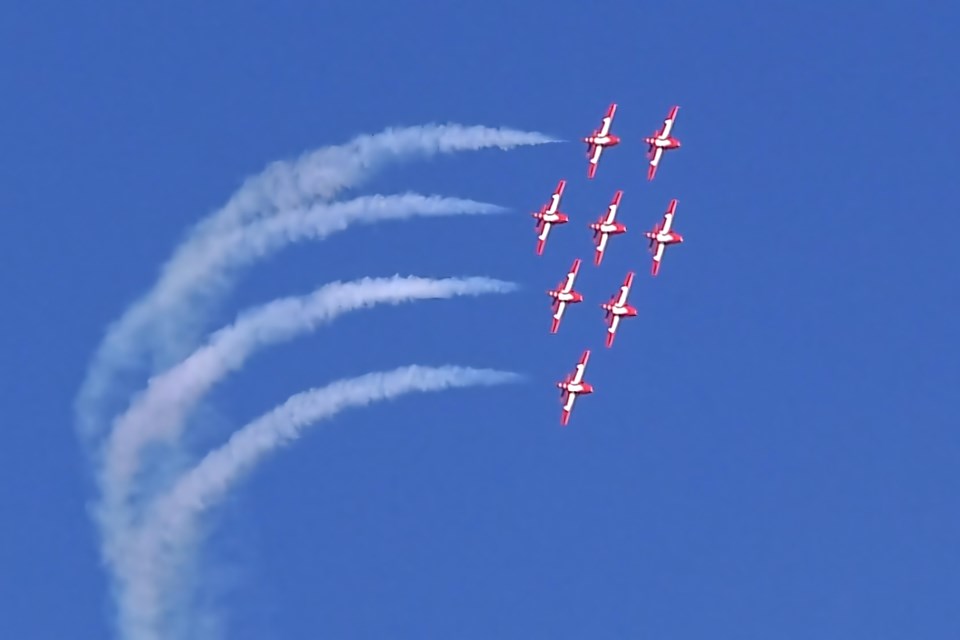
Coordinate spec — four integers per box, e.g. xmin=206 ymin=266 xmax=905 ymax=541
xmin=546 ymin=258 xmax=583 ymax=333
xmin=645 ymin=105 xmax=682 ymax=181
xmin=532 ymin=179 xmax=569 ymax=255
xmin=583 ymin=103 xmax=620 ymax=179
xmin=557 ymin=349 xmax=593 ymax=426
xmin=589 ymin=190 xmax=626 ymax=266
xmin=600 ymin=271 xmax=637 ymax=347
xmin=645 ymin=198 xmax=684 ymax=276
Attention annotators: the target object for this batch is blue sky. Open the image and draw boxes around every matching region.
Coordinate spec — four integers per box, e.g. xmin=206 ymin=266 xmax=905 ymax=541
xmin=2 ymin=1 xmax=959 ymax=639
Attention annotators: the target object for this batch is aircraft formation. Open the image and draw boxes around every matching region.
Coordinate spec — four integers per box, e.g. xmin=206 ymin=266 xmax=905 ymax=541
xmin=533 ymin=103 xmax=684 ymax=426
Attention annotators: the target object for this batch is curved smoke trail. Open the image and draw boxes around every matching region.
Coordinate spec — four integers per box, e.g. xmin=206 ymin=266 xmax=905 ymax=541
xmin=77 ymin=122 xmax=548 ymax=640
xmin=81 ymin=193 xmax=507 ymax=451
xmin=99 ymin=275 xmax=518 ymax=520
xmin=120 ymin=365 xmax=522 ymax=640
xmin=76 ymin=124 xmax=556 ymax=447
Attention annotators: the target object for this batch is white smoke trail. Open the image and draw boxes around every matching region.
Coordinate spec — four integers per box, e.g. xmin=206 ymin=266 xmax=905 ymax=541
xmin=100 ymin=275 xmax=518 ymax=499
xmin=76 ymin=122 xmax=552 ymax=639
xmin=118 ymin=365 xmax=522 ymax=640
xmin=145 ymin=194 xmax=506 ymax=334
xmin=75 ymin=124 xmax=556 ymax=447
xmin=75 ymin=192 xmax=506 ymax=447
xmin=95 ymin=275 xmax=518 ymax=628
xmin=211 ymin=123 xmax=561 ymax=227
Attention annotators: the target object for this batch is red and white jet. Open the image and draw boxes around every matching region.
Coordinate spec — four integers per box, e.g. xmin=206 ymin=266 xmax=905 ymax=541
xmin=600 ymin=271 xmax=637 ymax=348
xmin=588 ymin=190 xmax=626 ymax=266
xmin=645 ymin=198 xmax=684 ymax=276
xmin=531 ymin=179 xmax=569 ymax=255
xmin=546 ymin=258 xmax=584 ymax=334
xmin=645 ymin=105 xmax=681 ymax=181
xmin=583 ymin=103 xmax=620 ymax=179
xmin=557 ymin=349 xmax=593 ymax=426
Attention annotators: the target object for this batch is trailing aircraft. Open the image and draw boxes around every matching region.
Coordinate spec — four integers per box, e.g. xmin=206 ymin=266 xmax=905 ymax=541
xmin=557 ymin=349 xmax=593 ymax=426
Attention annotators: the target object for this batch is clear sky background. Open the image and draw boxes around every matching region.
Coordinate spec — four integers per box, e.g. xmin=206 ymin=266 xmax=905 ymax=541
xmin=2 ymin=2 xmax=959 ymax=639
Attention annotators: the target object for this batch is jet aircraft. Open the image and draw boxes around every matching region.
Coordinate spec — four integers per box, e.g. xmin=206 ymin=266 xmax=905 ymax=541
xmin=589 ymin=190 xmax=626 ymax=266
xmin=645 ymin=105 xmax=681 ymax=181
xmin=547 ymin=258 xmax=584 ymax=333
xmin=583 ymin=103 xmax=620 ymax=179
xmin=532 ymin=179 xmax=569 ymax=255
xmin=645 ymin=198 xmax=684 ymax=276
xmin=557 ymin=349 xmax=593 ymax=426
xmin=600 ymin=271 xmax=637 ymax=347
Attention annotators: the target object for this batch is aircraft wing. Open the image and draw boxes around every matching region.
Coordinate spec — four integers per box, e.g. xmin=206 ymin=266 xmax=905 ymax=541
xmin=651 ymin=242 xmax=666 ymax=276
xmin=550 ymin=300 xmax=566 ymax=334
xmin=657 ymin=105 xmax=679 ymax=140
xmin=660 ymin=199 xmax=677 ymax=234
xmin=546 ymin=179 xmax=566 ymax=215
xmin=602 ymin=190 xmax=622 ymax=224
xmin=615 ymin=271 xmax=634 ymax=306
xmin=559 ymin=258 xmax=581 ymax=293
xmin=594 ymin=231 xmax=609 ymax=266
xmin=587 ymin=145 xmax=603 ymax=178
xmin=571 ymin=349 xmax=590 ymax=384
xmin=605 ymin=315 xmax=621 ymax=348
xmin=560 ymin=391 xmax=577 ymax=426
xmin=598 ymin=103 xmax=617 ymax=137
xmin=647 ymin=147 xmax=664 ymax=181
xmin=536 ymin=221 xmax=552 ymax=255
